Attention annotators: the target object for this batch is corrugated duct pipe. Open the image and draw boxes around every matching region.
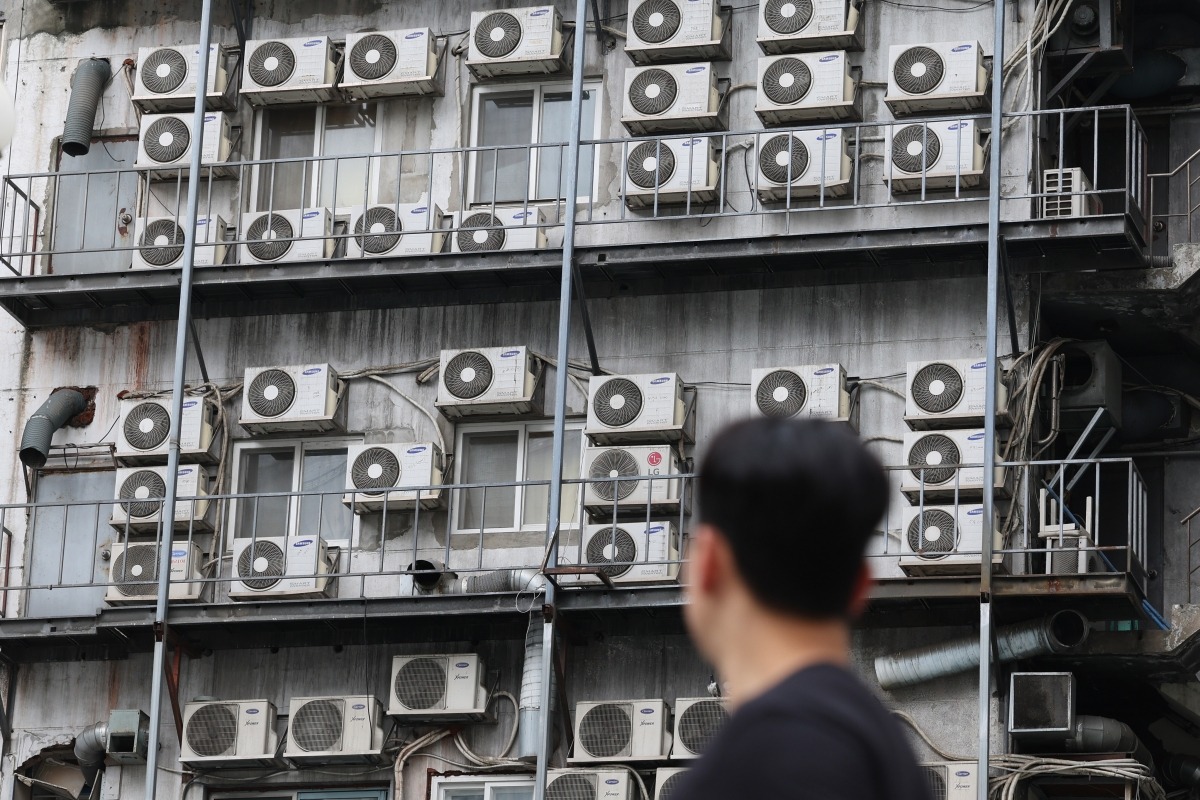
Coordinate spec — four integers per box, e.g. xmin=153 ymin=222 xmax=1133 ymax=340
xmin=457 ymin=568 xmax=546 ymax=595
xmin=19 ymin=389 xmax=86 ymax=468
xmin=875 ymin=610 xmax=1089 ymax=690
xmin=1167 ymin=755 xmax=1200 ymax=788
xmin=61 ymin=58 xmax=111 ymax=157
xmin=516 ymin=613 xmax=547 ymax=762
xmin=1060 ymin=716 xmax=1154 ymax=773
xmin=74 ymin=720 xmax=108 ymax=786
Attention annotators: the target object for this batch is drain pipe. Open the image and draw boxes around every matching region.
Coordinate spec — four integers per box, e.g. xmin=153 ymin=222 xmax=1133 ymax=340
xmin=875 ymin=610 xmax=1089 ymax=690
xmin=18 ymin=389 xmax=86 ymax=468
xmin=516 ymin=613 xmax=548 ymax=761
xmin=74 ymin=720 xmax=108 ymax=787
xmin=61 ymin=59 xmax=112 ymax=157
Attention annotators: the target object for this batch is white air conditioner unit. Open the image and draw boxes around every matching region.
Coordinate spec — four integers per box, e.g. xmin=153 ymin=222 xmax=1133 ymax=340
xmin=388 ymin=654 xmax=488 ymax=720
xmin=586 ymin=373 xmax=687 ymax=444
xmin=622 ymin=63 xmax=722 ymax=136
xmin=229 ymin=535 xmax=333 ymax=600
xmin=110 ymin=465 xmax=211 ymax=532
xmin=757 ymin=0 xmax=861 ymax=54
xmin=1042 ymin=168 xmax=1102 ymax=218
xmin=901 ymin=505 xmax=1001 ymax=576
xmin=625 ymin=0 xmax=728 ymax=65
xmin=105 ymin=541 xmax=203 ymax=604
xmin=904 ymin=358 xmax=1005 ymax=429
xmin=547 ymin=770 xmax=634 ymax=800
xmin=133 ymin=215 xmax=227 ymax=270
xmin=116 ymin=396 xmax=217 ymax=465
xmin=921 ymin=762 xmax=979 ymax=800
xmin=240 ymin=208 xmax=333 ymax=264
xmin=576 ymin=522 xmax=680 ymax=585
xmin=623 ymin=136 xmax=720 ymax=209
xmin=180 ymin=700 xmax=280 ymax=769
xmin=886 ymin=119 xmax=985 ymax=193
xmin=570 ymin=699 xmax=672 ymax=763
xmin=341 ymin=28 xmax=441 ymax=99
xmin=654 ymin=768 xmax=689 ymax=800
xmin=284 ymin=696 xmax=384 ymax=764
xmin=450 ymin=207 xmax=548 ymax=253
xmin=241 ymin=36 xmax=337 ymax=105
xmin=339 ymin=203 xmax=445 ymax=258
xmin=240 ymin=363 xmax=342 ymax=433
xmin=133 ymin=44 xmax=229 ymax=113
xmin=901 ymin=429 xmax=1006 ymax=502
xmin=670 ymin=698 xmax=728 ymax=759
xmin=755 ymin=52 xmax=855 ymax=124
xmin=750 ymin=364 xmax=850 ymax=421
xmin=756 ymin=129 xmax=852 ymax=202
xmin=886 ymin=42 xmax=987 ymax=115
xmin=1038 ymin=491 xmax=1099 ymax=575
xmin=435 ymin=346 xmax=540 ymax=417
xmin=467 ymin=6 xmax=566 ymax=79
xmin=136 ymin=112 xmax=232 ymax=178
xmin=343 ymin=442 xmax=444 ymax=513
xmin=583 ymin=445 xmax=684 ymax=515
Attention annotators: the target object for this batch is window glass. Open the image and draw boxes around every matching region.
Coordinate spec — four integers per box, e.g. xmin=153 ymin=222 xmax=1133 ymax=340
xmin=523 ymin=429 xmax=582 ymax=528
xmin=25 ymin=471 xmax=113 ymax=617
xmin=320 ymin=103 xmax=378 ymax=208
xmin=475 ymin=91 xmax=535 ymax=204
xmin=52 ymin=140 xmax=140 ymax=274
xmin=235 ymin=447 xmax=294 ymax=539
xmin=444 ymin=792 xmax=484 ymax=800
xmin=258 ymin=107 xmax=317 ymax=210
xmin=458 ymin=431 xmax=520 ymax=531
xmin=298 ymin=446 xmax=352 ymax=540
xmin=537 ymin=90 xmax=597 ymax=200
xmin=491 ymin=788 xmax=533 ymax=800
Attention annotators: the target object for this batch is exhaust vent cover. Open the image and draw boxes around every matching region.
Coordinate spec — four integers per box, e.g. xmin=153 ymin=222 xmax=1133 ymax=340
xmin=354 ymin=206 xmax=402 ymax=254
xmin=589 ymin=449 xmax=641 ymax=502
xmin=677 ymin=700 xmax=728 ymax=754
xmin=758 ymin=135 xmax=810 ymax=186
xmin=893 ymin=46 xmax=946 ymax=95
xmin=143 ymin=116 xmax=191 ymax=163
xmin=907 ymin=433 xmax=961 ymax=486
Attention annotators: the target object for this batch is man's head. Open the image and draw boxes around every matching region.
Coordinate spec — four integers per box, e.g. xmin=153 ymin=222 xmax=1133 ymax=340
xmin=684 ymin=418 xmax=889 ymax=662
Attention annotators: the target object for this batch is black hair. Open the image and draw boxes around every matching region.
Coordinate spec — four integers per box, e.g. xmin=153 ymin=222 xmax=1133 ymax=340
xmin=697 ymin=417 xmax=889 ymax=619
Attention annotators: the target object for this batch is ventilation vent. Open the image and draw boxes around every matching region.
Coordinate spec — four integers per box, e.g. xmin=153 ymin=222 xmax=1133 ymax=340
xmin=443 ymin=351 xmax=495 ymax=399
xmin=586 ymin=527 xmax=638 ymax=578
xmin=118 ymin=469 xmax=167 ymax=519
xmin=891 ymin=125 xmax=942 ymax=175
xmin=626 ymin=141 xmax=677 ymax=189
xmin=592 ymin=379 xmax=645 ymax=428
xmin=907 ymin=508 xmax=958 ymax=558
xmin=633 ymin=0 xmax=682 ymax=43
xmin=589 ymin=449 xmax=641 ymax=502
xmin=762 ymin=57 xmax=812 ymax=104
xmin=236 ymin=540 xmax=286 ymax=590
xmin=763 ymin=0 xmax=814 ymax=34
xmin=758 ymin=135 xmax=809 ymax=185
xmin=628 ymin=68 xmax=679 ymax=116
xmin=907 ymin=433 xmax=961 ymax=486
xmin=142 ymin=48 xmax=189 ymax=94
xmin=244 ymin=213 xmax=295 ymax=262
xmin=754 ymin=368 xmax=807 ymax=416
xmin=893 ymin=46 xmax=945 ymax=95
xmin=142 ymin=116 xmax=190 ymax=163
xmin=353 ymin=206 xmax=402 ymax=254
xmin=123 ymin=402 xmax=172 ymax=451
xmin=138 ymin=219 xmax=186 ymax=267
xmin=349 ymin=34 xmax=397 ymax=80
xmin=246 ymin=368 xmax=297 ymax=417
xmin=456 ymin=213 xmax=506 ymax=252
xmin=248 ymin=41 xmax=296 ymax=87
xmin=394 ymin=657 xmax=448 ymax=710
xmin=350 ymin=447 xmax=401 ymax=494
xmin=184 ymin=703 xmax=238 ymax=757
xmin=291 ymin=699 xmax=343 ymax=752
xmin=578 ymin=704 xmax=632 ymax=758
xmin=911 ymin=362 xmax=964 ymax=413
xmin=676 ymin=700 xmax=727 ymax=754
xmin=112 ymin=544 xmax=159 ymax=597
xmin=475 ymin=12 xmax=523 ymax=58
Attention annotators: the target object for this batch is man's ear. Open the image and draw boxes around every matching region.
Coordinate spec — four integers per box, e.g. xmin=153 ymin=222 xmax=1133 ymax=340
xmin=687 ymin=524 xmax=724 ymax=595
xmin=847 ymin=561 xmax=873 ymax=619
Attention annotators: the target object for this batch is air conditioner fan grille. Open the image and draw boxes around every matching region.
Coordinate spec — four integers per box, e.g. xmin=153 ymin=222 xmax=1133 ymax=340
xmin=578 ymin=703 xmax=633 ymax=758
xmin=112 ymin=544 xmax=159 ymax=597
xmin=659 ymin=772 xmax=687 ymax=799
xmin=354 ymin=206 xmax=402 ymax=254
xmin=247 ymin=368 xmax=298 ymax=417
xmin=119 ymin=470 xmax=168 ymax=519
xmin=444 ymin=351 xmax=495 ymax=399
xmin=143 ymin=116 xmax=191 ymax=164
xmin=394 ymin=656 xmax=448 ymax=710
xmin=350 ymin=34 xmax=398 ymax=81
xmin=907 ymin=433 xmax=961 ymax=486
xmin=185 ymin=703 xmax=239 ymax=758
xmin=456 ymin=213 xmax=506 ymax=252
xmin=589 ymin=449 xmax=642 ymax=502
xmin=475 ymin=12 xmax=523 ymax=59
xmin=908 ymin=509 xmax=959 ymax=559
xmin=592 ymin=378 xmax=645 ymax=428
xmin=762 ymin=57 xmax=812 ymax=105
xmin=627 ymin=141 xmax=677 ymax=189
xmin=911 ymin=362 xmax=965 ymax=413
xmin=758 ymin=135 xmax=810 ymax=186
xmin=891 ymin=125 xmax=943 ymax=175
xmin=893 ymin=46 xmax=946 ymax=96
xmin=632 ymin=0 xmax=682 ymax=44
xmin=351 ymin=447 xmax=402 ymax=493
xmin=139 ymin=219 xmax=186 ymax=266
xmin=123 ymin=402 xmax=172 ymax=451
xmin=763 ymin=0 xmax=815 ymax=34
xmin=141 ymin=48 xmax=189 ymax=94
xmin=754 ymin=368 xmax=808 ymax=416
xmin=291 ymin=699 xmax=344 ymax=752
xmin=245 ymin=213 xmax=295 ymax=262
xmin=546 ymin=773 xmax=596 ymax=800
xmin=677 ymin=700 xmax=729 ymax=754
xmin=629 ymin=68 xmax=679 ymax=116
xmin=586 ymin=527 xmax=638 ymax=579
xmin=236 ymin=540 xmax=286 ymax=590
xmin=923 ymin=766 xmax=949 ymax=800
xmin=248 ymin=41 xmax=297 ymax=88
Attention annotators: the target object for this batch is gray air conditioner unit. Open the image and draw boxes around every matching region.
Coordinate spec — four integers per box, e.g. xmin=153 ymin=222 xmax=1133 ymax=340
xmin=757 ymin=0 xmax=863 ymax=54
xmin=239 ymin=363 xmax=343 ymax=433
xmin=436 ymin=345 xmax=540 ymax=417
xmin=133 ymin=44 xmax=228 ymax=113
xmin=180 ymin=700 xmax=280 ymax=768
xmin=625 ymin=0 xmax=730 ymax=66
xmin=671 ymin=698 xmax=728 ymax=758
xmin=582 ymin=444 xmax=685 ymax=516
xmin=388 ymin=654 xmax=489 ymax=720
xmin=570 ymin=699 xmax=672 ymax=763
xmin=654 ymin=768 xmax=689 ymax=800
xmin=115 ymin=396 xmax=218 ymax=465
xmin=284 ymin=695 xmax=385 ymax=764
xmin=755 ymin=51 xmax=857 ymax=125
xmin=886 ymin=120 xmax=985 ymax=193
xmin=547 ymin=770 xmax=634 ymax=800
xmin=241 ymin=36 xmax=337 ymax=105
xmin=343 ymin=442 xmax=444 ymax=513
xmin=922 ymin=762 xmax=978 ymax=800
xmin=341 ymin=28 xmax=441 ymax=99
xmin=585 ymin=373 xmax=689 ymax=445
xmin=621 ymin=62 xmax=723 ymax=136
xmin=110 ymin=465 xmax=211 ymax=532
xmin=105 ymin=542 xmax=204 ymax=605
xmin=885 ymin=41 xmax=987 ymax=116
xmin=467 ymin=6 xmax=566 ymax=79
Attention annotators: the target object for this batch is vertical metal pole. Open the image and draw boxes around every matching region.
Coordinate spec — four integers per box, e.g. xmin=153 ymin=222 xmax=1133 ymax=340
xmin=979 ymin=0 xmax=1007 ymax=794
xmin=143 ymin=2 xmax=214 ymax=798
xmin=536 ymin=0 xmax=589 ymax=796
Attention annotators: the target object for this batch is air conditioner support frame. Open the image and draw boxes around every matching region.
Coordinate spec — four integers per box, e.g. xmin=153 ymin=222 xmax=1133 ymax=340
xmin=625 ymin=5 xmax=734 ymax=66
xmin=622 ymin=78 xmax=732 ymax=138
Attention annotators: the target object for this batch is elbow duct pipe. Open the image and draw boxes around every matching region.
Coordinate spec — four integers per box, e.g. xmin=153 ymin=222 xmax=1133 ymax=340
xmin=1060 ymin=716 xmax=1154 ymax=773
xmin=19 ymin=389 xmax=86 ymax=469
xmin=74 ymin=720 xmax=108 ymax=786
xmin=1167 ymin=755 xmax=1200 ymax=788
xmin=875 ymin=610 xmax=1089 ymax=690
xmin=61 ymin=58 xmax=112 ymax=157
xmin=458 ymin=568 xmax=546 ymax=595
xmin=516 ymin=613 xmax=548 ymax=762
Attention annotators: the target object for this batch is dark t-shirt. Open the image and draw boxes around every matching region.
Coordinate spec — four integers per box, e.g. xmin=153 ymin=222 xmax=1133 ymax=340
xmin=669 ymin=664 xmax=933 ymax=800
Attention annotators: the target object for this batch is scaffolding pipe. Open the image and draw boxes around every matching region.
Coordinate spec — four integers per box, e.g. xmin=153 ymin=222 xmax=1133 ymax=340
xmin=142 ymin=0 xmax=215 ymax=797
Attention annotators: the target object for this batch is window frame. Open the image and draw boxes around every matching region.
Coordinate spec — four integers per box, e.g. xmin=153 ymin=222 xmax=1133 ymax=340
xmin=212 ymin=790 xmax=388 ymax=800
xmin=430 ymin=773 xmax=536 ymax=800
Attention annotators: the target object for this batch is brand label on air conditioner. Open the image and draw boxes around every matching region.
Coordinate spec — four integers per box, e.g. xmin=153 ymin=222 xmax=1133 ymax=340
xmin=968 ymin=432 xmax=985 ymax=441
xmin=967 ymin=507 xmax=984 ymax=516
xmin=605 ymin=780 xmax=621 ymax=785
xmin=815 ymin=367 xmax=834 ymax=375
xmin=407 ymin=446 xmax=427 ymax=454
xmin=303 ymin=211 xmax=321 ymax=220
xmin=352 ymin=703 xmax=366 ymax=710
xmin=304 ymin=39 xmax=323 ymax=47
xmin=647 ymin=451 xmax=663 ymax=467
xmin=819 ymin=54 xmax=840 ymax=62
xmin=639 ymin=707 xmax=655 ymax=714
xmin=647 ymin=525 xmax=665 ymax=535
xmin=405 ymin=31 xmax=425 ymax=39
xmin=971 ymin=361 xmax=987 ymax=370
xmin=171 ymin=549 xmax=187 ymax=558
xmin=410 ymin=207 xmax=428 ymax=214
xmin=293 ymin=539 xmax=314 ymax=548
xmin=246 ymin=708 xmax=260 ymax=715
xmin=952 ymin=44 xmax=973 ymax=52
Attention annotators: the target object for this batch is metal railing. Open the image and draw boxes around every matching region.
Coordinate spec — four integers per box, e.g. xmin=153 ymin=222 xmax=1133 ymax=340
xmin=1150 ymin=143 xmax=1200 ymax=242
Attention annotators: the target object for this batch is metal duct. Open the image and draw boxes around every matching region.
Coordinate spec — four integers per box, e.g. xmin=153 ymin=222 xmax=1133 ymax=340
xmin=61 ymin=58 xmax=112 ymax=157
xmin=1060 ymin=716 xmax=1153 ymax=772
xmin=458 ymin=568 xmax=546 ymax=594
xmin=407 ymin=560 xmax=455 ymax=593
xmin=1167 ymin=755 xmax=1200 ymax=788
xmin=875 ymin=610 xmax=1089 ymax=690
xmin=74 ymin=720 xmax=108 ymax=786
xmin=516 ymin=613 xmax=546 ymax=761
xmin=19 ymin=389 xmax=86 ymax=469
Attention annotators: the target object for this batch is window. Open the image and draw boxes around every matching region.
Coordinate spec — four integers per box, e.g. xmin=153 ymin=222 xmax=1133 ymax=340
xmin=469 ymin=82 xmax=600 ymax=205
xmin=25 ymin=470 xmax=114 ymax=618
xmin=432 ymin=775 xmax=534 ymax=800
xmin=229 ymin=437 xmax=359 ymax=547
xmin=215 ymin=791 xmax=387 ymax=800
xmin=51 ymin=138 xmax=140 ymax=274
xmin=453 ymin=421 xmax=584 ymax=534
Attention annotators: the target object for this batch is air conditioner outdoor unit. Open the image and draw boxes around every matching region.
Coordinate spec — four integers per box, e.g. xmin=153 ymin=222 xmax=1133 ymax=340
xmin=904 ymin=358 xmax=1005 ymax=429
xmin=547 ymin=770 xmax=634 ymax=800
xmin=450 ymin=207 xmax=548 ymax=253
xmin=229 ymin=535 xmax=333 ymax=600
xmin=625 ymin=0 xmax=729 ymax=65
xmin=1042 ymin=168 xmax=1102 ymax=218
xmin=756 ymin=129 xmax=852 ymax=202
xmin=901 ymin=505 xmax=1001 ymax=576
xmin=240 ymin=363 xmax=342 ymax=433
xmin=284 ymin=696 xmax=384 ymax=764
xmin=136 ymin=112 xmax=232 ymax=178
xmin=921 ymin=762 xmax=979 ymax=800
xmin=585 ymin=373 xmax=687 ymax=444
xmin=885 ymin=42 xmax=987 ymax=115
xmin=388 ymin=654 xmax=488 ymax=720
xmin=582 ymin=445 xmax=685 ymax=516
xmin=341 ymin=28 xmax=441 ymax=100
xmin=343 ymin=442 xmax=444 ymax=513
xmin=116 ymin=396 xmax=217 ymax=465
xmin=467 ymin=6 xmax=566 ymax=79
xmin=339 ymin=203 xmax=445 ymax=258
xmin=750 ymin=364 xmax=850 ymax=421
xmin=570 ymin=699 xmax=672 ymax=763
xmin=1039 ymin=492 xmax=1100 ymax=575
xmin=110 ymin=465 xmax=211 ymax=532
xmin=180 ymin=700 xmax=280 ymax=769
xmin=886 ymin=120 xmax=985 ymax=193
xmin=623 ymin=136 xmax=721 ymax=209
xmin=241 ymin=36 xmax=337 ymax=105
xmin=133 ymin=215 xmax=227 ymax=270
xmin=671 ymin=698 xmax=728 ymax=759
xmin=757 ymin=0 xmax=862 ymax=54
xmin=622 ymin=63 xmax=722 ymax=137
xmin=133 ymin=44 xmax=228 ymax=113
xmin=654 ymin=768 xmax=689 ymax=800
xmin=576 ymin=522 xmax=680 ymax=585
xmin=901 ymin=429 xmax=1006 ymax=501
xmin=755 ymin=51 xmax=856 ymax=124
xmin=240 ymin=208 xmax=333 ymax=264
xmin=105 ymin=541 xmax=203 ymax=604
xmin=436 ymin=346 xmax=540 ymax=417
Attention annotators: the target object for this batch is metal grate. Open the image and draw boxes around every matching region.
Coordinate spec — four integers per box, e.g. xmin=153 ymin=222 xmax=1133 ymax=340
xmin=907 ymin=509 xmax=958 ymax=559
xmin=291 ymin=698 xmax=344 ymax=752
xmin=893 ymin=46 xmax=945 ymax=95
xmin=592 ymin=378 xmax=644 ymax=428
xmin=139 ymin=219 xmax=186 ymax=267
xmin=351 ymin=447 xmax=401 ymax=494
xmin=586 ymin=528 xmax=638 ymax=579
xmin=763 ymin=0 xmax=814 ymax=34
xmin=758 ymin=135 xmax=810 ymax=186
xmin=141 ymin=48 xmax=189 ymax=94
xmin=659 ymin=771 xmax=687 ymax=800
xmin=677 ymin=700 xmax=728 ymax=755
xmin=143 ymin=116 xmax=191 ymax=163
xmin=123 ymin=402 xmax=171 ymax=451
xmin=907 ymin=433 xmax=961 ymax=486
xmin=456 ymin=213 xmax=506 ymax=252
xmin=185 ymin=703 xmax=239 ymax=757
xmin=444 ymin=351 xmax=495 ymax=399
xmin=119 ymin=469 xmax=167 ymax=519
xmin=236 ymin=540 xmax=286 ymax=590
xmin=762 ymin=57 xmax=812 ymax=105
xmin=349 ymin=34 xmax=398 ymax=81
xmin=589 ymin=449 xmax=641 ymax=502
xmin=910 ymin=362 xmax=963 ymax=414
xmin=923 ymin=765 xmax=948 ymax=800
xmin=546 ymin=773 xmax=596 ymax=800
xmin=248 ymin=41 xmax=297 ymax=87
xmin=754 ymin=368 xmax=808 ymax=416
xmin=113 ymin=544 xmax=159 ymax=597
xmin=632 ymin=0 xmax=682 ymax=43
xmin=578 ymin=703 xmax=633 ymax=758
xmin=247 ymin=368 xmax=297 ymax=417
xmin=475 ymin=12 xmax=523 ymax=58
xmin=394 ymin=657 xmax=448 ymax=710
xmin=353 ymin=206 xmax=402 ymax=254
xmin=629 ymin=68 xmax=679 ymax=116
xmin=891 ymin=125 xmax=943 ymax=175
xmin=245 ymin=213 xmax=295 ymax=262
xmin=627 ymin=141 xmax=677 ymax=190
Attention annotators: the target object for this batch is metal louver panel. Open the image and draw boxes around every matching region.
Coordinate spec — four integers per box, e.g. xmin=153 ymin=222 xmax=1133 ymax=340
xmin=394 ymin=657 xmax=448 ymax=710
xmin=456 ymin=213 xmax=506 ymax=252
xmin=627 ymin=141 xmax=677 ymax=189
xmin=907 ymin=509 xmax=959 ymax=559
xmin=677 ymin=701 xmax=728 ymax=754
xmin=351 ymin=447 xmax=402 ymax=494
xmin=633 ymin=0 xmax=682 ymax=43
xmin=142 ymin=48 xmax=189 ymax=94
xmin=907 ymin=434 xmax=961 ymax=486
xmin=119 ymin=470 xmax=168 ymax=519
xmin=923 ymin=766 xmax=948 ymax=800
xmin=113 ymin=545 xmax=159 ymax=596
xmin=144 ymin=116 xmax=191 ymax=163
xmin=579 ymin=703 xmax=633 ymax=758
xmin=475 ymin=12 xmax=523 ymax=59
xmin=354 ymin=206 xmax=402 ymax=254
xmin=754 ymin=368 xmax=808 ymax=416
xmin=758 ymin=135 xmax=810 ymax=186
xmin=139 ymin=219 xmax=186 ymax=266
xmin=245 ymin=213 xmax=295 ymax=262
xmin=586 ymin=527 xmax=638 ymax=578
xmin=291 ymin=699 xmax=344 ymax=752
xmin=659 ymin=772 xmax=687 ymax=800
xmin=911 ymin=362 xmax=964 ymax=413
xmin=247 ymin=368 xmax=297 ymax=417
xmin=248 ymin=41 xmax=297 ymax=87
xmin=763 ymin=0 xmax=815 ymax=34
xmin=589 ymin=449 xmax=641 ymax=502
xmin=891 ymin=125 xmax=943 ymax=175
xmin=593 ymin=379 xmax=645 ymax=428
xmin=185 ymin=704 xmax=239 ymax=757
xmin=547 ymin=773 xmax=596 ymax=800
xmin=236 ymin=540 xmax=286 ymax=590
xmin=762 ymin=57 xmax=812 ymax=105
xmin=629 ymin=69 xmax=679 ymax=116
xmin=444 ymin=351 xmax=495 ymax=399
xmin=893 ymin=46 xmax=946 ymax=95
xmin=124 ymin=402 xmax=172 ymax=451
xmin=349 ymin=34 xmax=398 ymax=81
